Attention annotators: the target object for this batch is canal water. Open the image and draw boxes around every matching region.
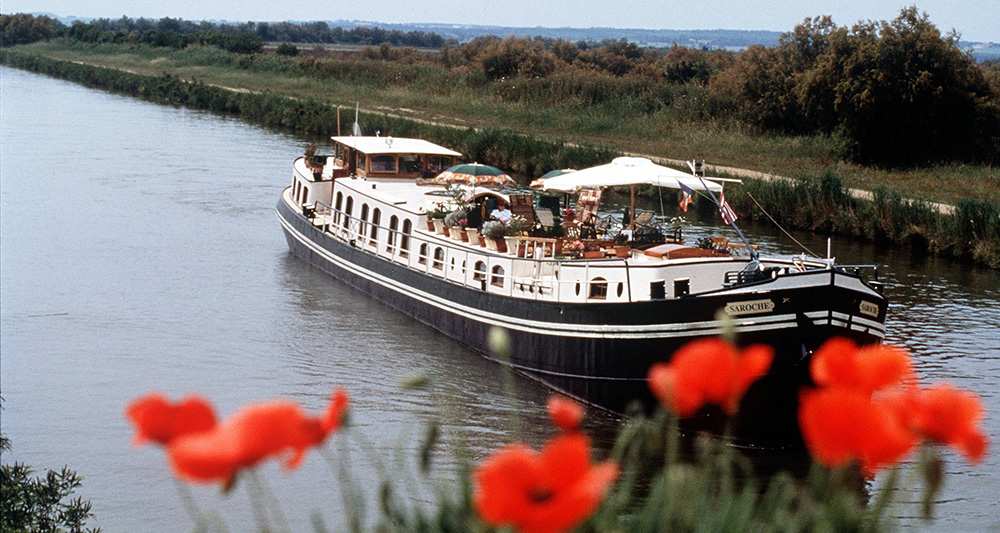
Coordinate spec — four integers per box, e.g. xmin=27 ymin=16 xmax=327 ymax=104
xmin=2 ymin=66 xmax=998 ymax=531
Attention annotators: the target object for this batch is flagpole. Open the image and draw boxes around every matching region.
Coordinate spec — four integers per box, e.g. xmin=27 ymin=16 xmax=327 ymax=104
xmin=691 ymin=171 xmax=757 ymax=261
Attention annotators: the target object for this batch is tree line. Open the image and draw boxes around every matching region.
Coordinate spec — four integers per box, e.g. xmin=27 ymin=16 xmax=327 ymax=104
xmin=4 ymin=10 xmax=998 ymax=167
xmin=0 ymin=14 xmax=448 ymax=52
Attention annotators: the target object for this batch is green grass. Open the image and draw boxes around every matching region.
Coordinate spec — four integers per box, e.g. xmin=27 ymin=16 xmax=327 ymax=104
xmin=16 ymin=39 xmax=998 ymax=206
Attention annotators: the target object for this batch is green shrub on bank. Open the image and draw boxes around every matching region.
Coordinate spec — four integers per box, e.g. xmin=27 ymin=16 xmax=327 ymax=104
xmin=3 ymin=49 xmax=998 ymax=269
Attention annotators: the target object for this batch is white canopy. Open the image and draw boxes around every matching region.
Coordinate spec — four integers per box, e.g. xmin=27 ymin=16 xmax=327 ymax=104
xmin=534 ymin=157 xmax=723 ymax=193
xmin=331 ymin=136 xmax=462 ymax=157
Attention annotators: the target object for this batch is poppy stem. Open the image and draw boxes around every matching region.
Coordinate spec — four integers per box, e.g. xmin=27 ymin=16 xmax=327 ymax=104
xmin=244 ymin=470 xmax=272 ymax=533
xmin=173 ymin=477 xmax=208 ymax=532
xmin=249 ymin=470 xmax=292 ymax=533
xmin=320 ymin=441 xmax=364 ymax=533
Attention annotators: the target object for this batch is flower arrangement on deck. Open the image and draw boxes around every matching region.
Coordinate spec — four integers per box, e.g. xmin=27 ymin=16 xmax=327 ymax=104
xmin=125 ymin=335 xmax=987 ymax=532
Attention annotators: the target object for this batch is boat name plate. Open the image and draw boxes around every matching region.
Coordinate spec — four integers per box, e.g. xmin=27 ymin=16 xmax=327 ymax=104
xmin=723 ymin=299 xmax=775 ymax=316
xmin=859 ymin=300 xmax=879 ymax=318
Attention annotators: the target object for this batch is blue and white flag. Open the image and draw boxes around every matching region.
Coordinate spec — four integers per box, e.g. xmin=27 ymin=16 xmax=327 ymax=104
xmin=679 ymin=182 xmax=695 ymax=213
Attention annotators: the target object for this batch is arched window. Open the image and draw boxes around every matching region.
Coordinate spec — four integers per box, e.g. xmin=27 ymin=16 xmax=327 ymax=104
xmin=491 ymin=265 xmax=505 ymax=288
xmin=400 ymin=219 xmax=412 ymax=257
xmin=387 ymin=215 xmax=399 ymax=252
xmin=588 ymin=277 xmax=608 ymax=300
xmin=432 ymin=247 xmax=445 ymax=270
xmin=418 ymin=243 xmax=429 ymax=265
xmin=359 ymin=203 xmax=369 ymax=236
xmin=473 ymin=261 xmax=487 ymax=281
xmin=343 ymin=196 xmax=354 ymax=229
xmin=334 ymin=191 xmax=343 ymax=223
xmin=369 ymin=208 xmax=381 ymax=246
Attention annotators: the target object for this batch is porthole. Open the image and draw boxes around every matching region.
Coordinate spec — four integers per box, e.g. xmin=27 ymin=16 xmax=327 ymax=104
xmin=616 ymin=282 xmax=624 ymax=298
xmin=575 ymin=282 xmax=581 ymax=296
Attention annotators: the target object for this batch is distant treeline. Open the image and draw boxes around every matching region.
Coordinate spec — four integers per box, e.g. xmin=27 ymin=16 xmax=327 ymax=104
xmin=3 ymin=49 xmax=998 ymax=268
xmin=0 ymin=14 xmax=447 ymax=51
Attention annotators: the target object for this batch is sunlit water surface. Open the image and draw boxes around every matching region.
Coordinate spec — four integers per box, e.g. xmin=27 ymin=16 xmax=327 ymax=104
xmin=2 ymin=66 xmax=998 ymax=531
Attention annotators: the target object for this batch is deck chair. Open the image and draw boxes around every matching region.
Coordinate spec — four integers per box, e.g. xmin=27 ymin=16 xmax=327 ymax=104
xmin=534 ymin=208 xmax=555 ymax=229
xmin=576 ymin=189 xmax=603 ymax=224
xmin=509 ymin=193 xmax=537 ymax=225
xmin=633 ymin=211 xmax=655 ymax=227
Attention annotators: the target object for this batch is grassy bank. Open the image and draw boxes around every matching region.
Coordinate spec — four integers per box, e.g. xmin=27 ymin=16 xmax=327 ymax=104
xmin=3 ymin=48 xmax=999 ymax=268
xmin=12 ymin=39 xmax=999 ymax=206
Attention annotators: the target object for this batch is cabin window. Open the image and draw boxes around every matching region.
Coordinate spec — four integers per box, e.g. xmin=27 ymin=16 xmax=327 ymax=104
xmin=293 ymin=180 xmax=300 ymax=202
xmin=427 ymin=156 xmax=451 ymax=174
xmin=360 ymin=204 xmax=369 ymax=236
xmin=491 ymin=265 xmax=505 ymax=288
xmin=334 ymin=192 xmax=343 ymax=223
xmin=343 ymin=196 xmax=353 ymax=229
xmin=432 ymin=247 xmax=445 ymax=270
xmin=400 ymin=155 xmax=421 ymax=174
xmin=400 ymin=219 xmax=412 ymax=257
xmin=589 ymin=277 xmax=608 ymax=300
xmin=473 ymin=261 xmax=487 ymax=281
xmin=371 ymin=155 xmax=397 ymax=173
xmin=356 ymin=151 xmax=364 ymax=172
xmin=418 ymin=244 xmax=428 ymax=265
xmin=302 ymin=187 xmax=309 ymax=205
xmin=387 ymin=215 xmax=399 ymax=252
xmin=370 ymin=208 xmax=381 ymax=245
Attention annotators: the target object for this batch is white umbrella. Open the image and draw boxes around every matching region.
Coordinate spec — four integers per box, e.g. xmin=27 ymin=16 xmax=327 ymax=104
xmin=533 ymin=157 xmax=723 ymax=193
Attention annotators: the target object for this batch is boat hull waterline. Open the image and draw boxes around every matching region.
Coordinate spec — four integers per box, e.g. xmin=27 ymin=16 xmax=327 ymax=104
xmin=277 ymin=197 xmax=886 ymax=444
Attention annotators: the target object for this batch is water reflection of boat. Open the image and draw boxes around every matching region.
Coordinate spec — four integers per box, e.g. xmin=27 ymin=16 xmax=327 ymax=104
xmin=276 ymin=135 xmax=888 ymax=444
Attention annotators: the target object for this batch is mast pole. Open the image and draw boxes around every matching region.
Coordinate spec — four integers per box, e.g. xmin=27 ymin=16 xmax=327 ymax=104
xmin=629 ymin=184 xmax=636 ymax=230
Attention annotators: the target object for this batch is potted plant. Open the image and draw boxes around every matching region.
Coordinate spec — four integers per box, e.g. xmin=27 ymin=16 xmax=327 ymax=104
xmin=466 ymin=226 xmax=480 ymax=244
xmin=504 ymin=215 xmax=531 ymax=256
xmin=444 ymin=208 xmax=470 ymax=241
xmin=427 ymin=203 xmax=450 ymax=233
xmin=482 ymin=221 xmax=506 ymax=252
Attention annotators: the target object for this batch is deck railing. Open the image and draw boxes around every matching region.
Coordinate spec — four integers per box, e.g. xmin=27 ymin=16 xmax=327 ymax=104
xmin=308 ymin=199 xmax=635 ymax=303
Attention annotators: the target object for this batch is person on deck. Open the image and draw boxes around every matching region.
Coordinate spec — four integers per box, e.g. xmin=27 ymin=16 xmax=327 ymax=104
xmin=490 ymin=202 xmax=513 ymax=224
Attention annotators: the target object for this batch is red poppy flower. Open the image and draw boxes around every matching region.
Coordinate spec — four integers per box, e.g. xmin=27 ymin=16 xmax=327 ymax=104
xmin=547 ymin=396 xmax=584 ymax=433
xmin=126 ymin=393 xmax=217 ymax=446
xmin=811 ymin=338 xmax=913 ymax=394
xmin=648 ymin=339 xmax=773 ymax=416
xmin=799 ymin=387 xmax=917 ymax=476
xmin=910 ymin=384 xmax=988 ymax=464
xmin=474 ymin=434 xmax=618 ymax=533
xmin=168 ymin=389 xmax=349 ymax=484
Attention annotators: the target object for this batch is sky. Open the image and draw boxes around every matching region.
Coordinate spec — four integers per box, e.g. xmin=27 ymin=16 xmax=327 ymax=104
xmin=6 ymin=0 xmax=999 ymax=41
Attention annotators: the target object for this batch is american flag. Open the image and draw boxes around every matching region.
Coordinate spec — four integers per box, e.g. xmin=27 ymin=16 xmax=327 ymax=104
xmin=719 ymin=190 xmax=738 ymax=225
xmin=678 ymin=182 xmax=695 ymax=213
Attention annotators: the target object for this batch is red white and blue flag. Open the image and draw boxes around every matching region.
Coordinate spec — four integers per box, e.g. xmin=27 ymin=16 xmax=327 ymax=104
xmin=678 ymin=182 xmax=695 ymax=213
xmin=719 ymin=190 xmax=738 ymax=225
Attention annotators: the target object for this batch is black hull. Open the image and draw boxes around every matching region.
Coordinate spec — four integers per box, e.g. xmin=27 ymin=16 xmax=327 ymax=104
xmin=277 ymin=198 xmax=887 ymax=445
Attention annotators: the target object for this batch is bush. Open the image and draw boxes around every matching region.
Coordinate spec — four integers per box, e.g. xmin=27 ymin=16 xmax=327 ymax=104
xmin=274 ymin=42 xmax=299 ymax=56
xmin=0 ymin=434 xmax=98 ymax=532
xmin=712 ymin=9 xmax=1000 ymax=166
xmin=0 ymin=13 xmax=63 ymax=47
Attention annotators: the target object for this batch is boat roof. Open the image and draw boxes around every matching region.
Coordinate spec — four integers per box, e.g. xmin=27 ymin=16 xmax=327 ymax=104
xmin=535 ymin=157 xmax=724 ymax=193
xmin=331 ymin=136 xmax=462 ymax=157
